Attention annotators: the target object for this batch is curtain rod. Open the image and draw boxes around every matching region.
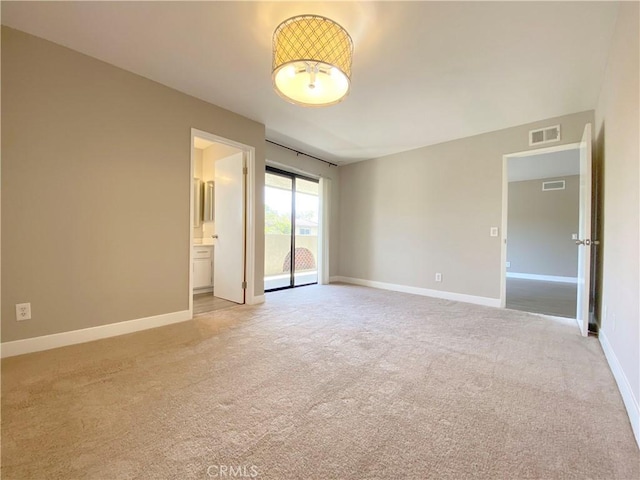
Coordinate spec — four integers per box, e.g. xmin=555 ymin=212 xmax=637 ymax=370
xmin=266 ymin=140 xmax=338 ymax=167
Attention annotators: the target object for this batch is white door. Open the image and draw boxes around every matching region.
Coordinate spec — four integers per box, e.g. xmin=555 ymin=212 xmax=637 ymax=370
xmin=213 ymin=152 xmax=245 ymax=304
xmin=576 ymin=123 xmax=592 ymax=337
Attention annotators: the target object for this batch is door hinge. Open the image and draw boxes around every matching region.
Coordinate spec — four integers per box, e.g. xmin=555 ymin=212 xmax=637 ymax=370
xmin=243 ymin=167 xmax=248 ymax=175
xmin=242 ymin=281 xmax=247 ymax=289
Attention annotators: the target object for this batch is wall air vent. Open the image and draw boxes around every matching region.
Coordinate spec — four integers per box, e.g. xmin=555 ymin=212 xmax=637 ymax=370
xmin=529 ymin=125 xmax=561 ymax=146
xmin=542 ymin=180 xmax=565 ymax=191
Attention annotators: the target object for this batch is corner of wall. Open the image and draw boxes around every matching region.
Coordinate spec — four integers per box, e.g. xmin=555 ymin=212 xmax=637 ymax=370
xmin=593 ymin=0 xmax=640 ymax=448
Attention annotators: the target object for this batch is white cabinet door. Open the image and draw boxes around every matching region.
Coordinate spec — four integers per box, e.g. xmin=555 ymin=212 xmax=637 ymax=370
xmin=193 ymin=246 xmax=213 ymax=289
xmin=193 ymin=259 xmax=212 ymax=288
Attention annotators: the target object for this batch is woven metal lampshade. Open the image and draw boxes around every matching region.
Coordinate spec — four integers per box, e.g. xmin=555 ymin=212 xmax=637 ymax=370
xmin=272 ymin=15 xmax=353 ymax=107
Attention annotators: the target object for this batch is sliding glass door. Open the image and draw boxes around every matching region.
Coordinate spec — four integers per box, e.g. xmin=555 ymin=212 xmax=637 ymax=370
xmin=293 ymin=177 xmax=319 ymax=286
xmin=265 ymin=167 xmax=319 ymax=291
xmin=264 ymin=171 xmax=292 ymax=290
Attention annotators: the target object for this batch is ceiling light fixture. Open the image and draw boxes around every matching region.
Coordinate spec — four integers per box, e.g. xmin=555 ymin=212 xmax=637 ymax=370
xmin=272 ymin=15 xmax=353 ymax=107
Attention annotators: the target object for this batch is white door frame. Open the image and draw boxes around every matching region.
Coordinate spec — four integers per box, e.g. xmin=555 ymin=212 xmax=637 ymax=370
xmin=189 ymin=128 xmax=258 ymax=317
xmin=500 ymin=142 xmax=581 ymax=309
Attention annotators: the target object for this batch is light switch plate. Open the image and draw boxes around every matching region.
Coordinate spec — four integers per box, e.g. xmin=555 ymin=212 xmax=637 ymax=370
xmin=490 ymin=227 xmax=499 ymax=237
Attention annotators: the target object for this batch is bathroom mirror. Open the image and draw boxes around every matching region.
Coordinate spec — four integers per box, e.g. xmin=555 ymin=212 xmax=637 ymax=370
xmin=203 ymin=181 xmax=215 ymax=222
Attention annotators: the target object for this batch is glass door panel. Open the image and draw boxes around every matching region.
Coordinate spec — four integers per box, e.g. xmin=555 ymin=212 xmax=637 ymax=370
xmin=264 ymin=172 xmax=293 ymax=290
xmin=294 ymin=178 xmax=319 ymax=286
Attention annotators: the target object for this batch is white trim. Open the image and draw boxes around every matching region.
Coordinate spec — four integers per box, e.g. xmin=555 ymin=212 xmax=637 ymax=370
xmin=501 ymin=141 xmax=582 ymax=309
xmin=506 ymin=272 xmax=578 ymax=284
xmin=190 ymin=129 xmax=258 ymax=307
xmin=332 ymin=276 xmax=500 ymax=308
xmin=0 ymin=310 xmax=191 ymax=358
xmin=600 ymin=331 xmax=640 ymax=448
xmin=329 ymin=275 xmax=341 ymax=283
xmin=500 ymin=155 xmax=509 ymax=308
xmin=189 ymin=141 xmax=195 ymax=316
xmin=194 ymin=287 xmax=214 ymax=294
xmin=244 ymin=148 xmax=258 ymax=305
xmin=248 ymin=295 xmax=265 ymax=305
xmin=507 ymin=141 xmax=581 ymax=159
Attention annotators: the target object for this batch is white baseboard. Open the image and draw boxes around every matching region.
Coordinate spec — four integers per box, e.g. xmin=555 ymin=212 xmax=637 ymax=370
xmin=194 ymin=286 xmax=213 ymax=294
xmin=329 ymin=276 xmax=341 ymax=283
xmin=600 ymin=331 xmax=640 ymax=448
xmin=506 ymin=272 xmax=577 ymax=283
xmin=331 ymin=276 xmax=500 ymax=308
xmin=1 ymin=310 xmax=191 ymax=358
xmin=248 ymin=295 xmax=265 ymax=305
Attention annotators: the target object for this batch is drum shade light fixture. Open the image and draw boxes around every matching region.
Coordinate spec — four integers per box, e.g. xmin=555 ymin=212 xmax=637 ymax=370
xmin=272 ymin=15 xmax=353 ymax=107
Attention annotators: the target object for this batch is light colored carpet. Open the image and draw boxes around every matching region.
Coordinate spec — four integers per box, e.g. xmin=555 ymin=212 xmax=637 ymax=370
xmin=2 ymin=284 xmax=638 ymax=479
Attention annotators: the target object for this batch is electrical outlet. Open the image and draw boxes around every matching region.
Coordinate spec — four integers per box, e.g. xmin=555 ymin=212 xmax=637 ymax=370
xmin=16 ymin=303 xmax=31 ymax=321
xmin=435 ymin=273 xmax=442 ymax=282
xmin=506 ymin=261 xmax=511 ymax=268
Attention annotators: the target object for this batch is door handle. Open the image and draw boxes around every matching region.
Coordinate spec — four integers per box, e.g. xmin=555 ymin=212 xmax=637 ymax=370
xmin=575 ymin=239 xmax=591 ymax=246
xmin=211 ymin=234 xmax=219 ymax=239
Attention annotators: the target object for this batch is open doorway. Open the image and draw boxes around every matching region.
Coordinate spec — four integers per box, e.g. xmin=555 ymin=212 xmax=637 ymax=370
xmin=190 ymin=129 xmax=256 ymax=315
xmin=501 ymin=124 xmax=593 ymax=335
xmin=504 ymin=146 xmax=580 ymax=318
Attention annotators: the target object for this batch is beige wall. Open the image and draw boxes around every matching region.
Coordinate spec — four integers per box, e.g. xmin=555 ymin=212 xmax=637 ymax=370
xmin=265 ymin=142 xmax=340 ymax=277
xmin=338 ymin=110 xmax=593 ymax=300
xmin=507 ymin=175 xmax=579 ymax=277
xmin=595 ymin=2 xmax=639 ymax=423
xmin=1 ymin=27 xmax=265 ymax=342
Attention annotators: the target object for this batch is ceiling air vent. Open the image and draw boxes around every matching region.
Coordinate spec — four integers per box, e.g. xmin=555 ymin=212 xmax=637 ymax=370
xmin=542 ymin=180 xmax=565 ymax=191
xmin=529 ymin=125 xmax=561 ymax=146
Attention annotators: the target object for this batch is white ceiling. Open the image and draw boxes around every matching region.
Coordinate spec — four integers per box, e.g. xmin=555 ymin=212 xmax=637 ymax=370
xmin=1 ymin=1 xmax=619 ymax=165
xmin=508 ymin=148 xmax=580 ymax=182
